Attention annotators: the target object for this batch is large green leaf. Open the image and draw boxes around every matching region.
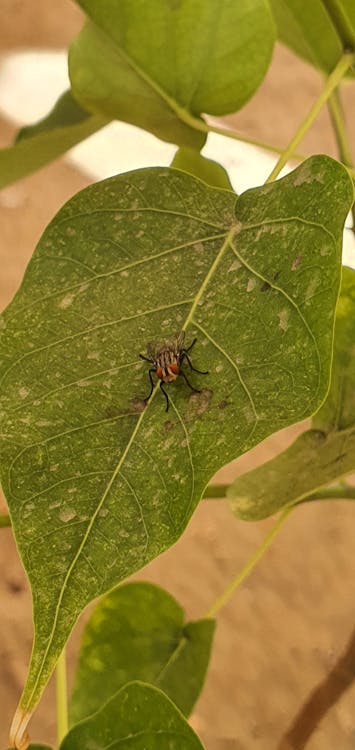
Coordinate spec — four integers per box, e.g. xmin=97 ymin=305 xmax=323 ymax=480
xmin=69 ymin=0 xmax=275 ymax=145
xmin=0 ymin=90 xmax=108 ymax=190
xmin=229 ymin=266 xmax=355 ymax=520
xmin=63 ymin=682 xmax=204 ymax=750
xmin=70 ymin=581 xmax=215 ymax=722
xmin=1 ymin=156 xmax=353 ymax=745
xmin=269 ymin=0 xmax=355 ymax=75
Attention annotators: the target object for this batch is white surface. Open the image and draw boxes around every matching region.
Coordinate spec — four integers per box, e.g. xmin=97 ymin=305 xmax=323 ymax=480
xmin=0 ymin=49 xmax=354 ymax=263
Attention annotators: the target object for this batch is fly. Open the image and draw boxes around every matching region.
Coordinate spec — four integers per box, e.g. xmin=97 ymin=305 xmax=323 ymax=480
xmin=139 ymin=330 xmax=208 ymax=411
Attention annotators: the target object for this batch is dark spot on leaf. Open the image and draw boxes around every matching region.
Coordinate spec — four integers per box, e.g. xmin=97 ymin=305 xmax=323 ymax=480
xmin=164 ymin=420 xmax=174 ymax=432
xmin=273 ymin=271 xmax=280 ymax=281
xmin=260 ymin=281 xmax=271 ymax=292
xmin=218 ymin=400 xmax=229 ymax=409
xmin=291 ymin=255 xmax=302 ymax=271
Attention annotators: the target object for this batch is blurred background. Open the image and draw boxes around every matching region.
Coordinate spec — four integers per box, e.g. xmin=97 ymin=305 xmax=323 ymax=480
xmin=1 ymin=2 xmax=355 ymax=749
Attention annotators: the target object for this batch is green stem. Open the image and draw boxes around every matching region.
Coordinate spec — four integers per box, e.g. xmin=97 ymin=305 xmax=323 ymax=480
xmin=203 ymin=482 xmax=355 ymax=503
xmin=302 ymin=484 xmax=355 ymax=503
xmin=176 ymin=106 xmax=307 ymax=161
xmin=328 ymin=87 xmax=355 ymax=236
xmin=203 ymin=484 xmax=228 ymax=498
xmin=0 ymin=513 xmax=11 ymax=528
xmin=205 ymin=507 xmax=291 ymax=618
xmin=56 ymin=647 xmax=68 ymax=746
xmin=266 ymin=51 xmax=355 ymax=183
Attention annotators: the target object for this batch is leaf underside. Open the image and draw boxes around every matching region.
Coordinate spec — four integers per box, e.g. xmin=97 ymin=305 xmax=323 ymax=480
xmin=70 ymin=581 xmax=215 ymax=723
xmin=0 ymin=90 xmax=108 ymax=190
xmin=269 ymin=0 xmax=355 ymax=75
xmin=229 ymin=266 xmax=355 ymax=520
xmin=0 ymin=156 xmax=353 ymax=725
xmin=69 ymin=0 xmax=275 ymax=144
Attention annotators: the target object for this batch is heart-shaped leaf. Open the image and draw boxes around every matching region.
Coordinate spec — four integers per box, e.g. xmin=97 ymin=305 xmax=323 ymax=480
xmin=0 ymin=90 xmax=108 ymax=190
xmin=69 ymin=0 xmax=275 ymax=144
xmin=269 ymin=0 xmax=355 ymax=75
xmin=70 ymin=581 xmax=214 ymax=723
xmin=1 ymin=156 xmax=353 ymax=746
xmin=229 ymin=266 xmax=355 ymax=520
xmin=63 ymin=682 xmax=204 ymax=750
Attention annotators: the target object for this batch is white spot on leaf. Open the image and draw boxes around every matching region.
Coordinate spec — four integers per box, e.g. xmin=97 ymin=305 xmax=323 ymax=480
xmin=278 ymin=309 xmax=289 ymax=331
xmin=58 ymin=293 xmax=75 ymax=309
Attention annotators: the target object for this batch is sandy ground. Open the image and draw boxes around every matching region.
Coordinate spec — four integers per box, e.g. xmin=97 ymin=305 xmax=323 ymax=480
xmin=1 ymin=3 xmax=355 ymax=749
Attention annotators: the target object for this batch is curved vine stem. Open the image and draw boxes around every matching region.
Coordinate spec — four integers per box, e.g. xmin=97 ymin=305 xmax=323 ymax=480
xmin=205 ymin=507 xmax=291 ymax=619
xmin=266 ymin=51 xmax=355 ymax=183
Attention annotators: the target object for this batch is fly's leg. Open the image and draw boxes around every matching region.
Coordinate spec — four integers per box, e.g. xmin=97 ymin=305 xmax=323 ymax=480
xmin=143 ymin=368 xmax=156 ymax=403
xmin=181 ymin=351 xmax=208 ymax=375
xmin=139 ymin=353 xmax=153 ymax=363
xmin=160 ymin=381 xmax=170 ymax=412
xmin=184 ymin=337 xmax=197 ymax=353
xmin=180 ymin=369 xmax=201 ymax=394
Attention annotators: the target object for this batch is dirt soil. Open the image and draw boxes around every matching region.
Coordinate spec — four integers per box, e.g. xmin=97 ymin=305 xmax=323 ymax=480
xmin=1 ymin=4 xmax=355 ymax=749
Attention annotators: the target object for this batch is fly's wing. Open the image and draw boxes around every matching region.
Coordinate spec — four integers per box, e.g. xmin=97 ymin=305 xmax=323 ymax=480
xmin=146 ymin=340 xmax=161 ymax=361
xmin=146 ymin=331 xmax=185 ymax=360
xmin=169 ymin=330 xmax=185 ymax=355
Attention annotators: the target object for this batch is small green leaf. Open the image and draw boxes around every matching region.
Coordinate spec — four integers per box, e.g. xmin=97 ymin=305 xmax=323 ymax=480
xmin=229 ymin=267 xmax=355 ymax=520
xmin=62 ymin=682 xmax=204 ymax=750
xmin=69 ymin=0 xmax=275 ymax=144
xmin=1 ymin=156 xmax=352 ymax=735
xmin=0 ymin=90 xmax=108 ymax=190
xmin=70 ymin=581 xmax=215 ymax=723
xmin=269 ymin=0 xmax=355 ymax=75
xmin=171 ymin=148 xmax=233 ymax=191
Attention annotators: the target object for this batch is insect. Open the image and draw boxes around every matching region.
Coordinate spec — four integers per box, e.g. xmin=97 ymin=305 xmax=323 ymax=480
xmin=139 ymin=330 xmax=208 ymax=411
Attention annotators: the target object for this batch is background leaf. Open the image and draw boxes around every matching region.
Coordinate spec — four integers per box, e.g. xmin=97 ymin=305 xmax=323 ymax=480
xmin=1 ymin=157 xmax=352 ymax=734
xmin=269 ymin=0 xmax=341 ymax=72
xmin=0 ymin=91 xmax=107 ymax=190
xmin=229 ymin=266 xmax=355 ymax=520
xmin=323 ymin=0 xmax=355 ymax=48
xmin=69 ymin=0 xmax=275 ymax=144
xmin=63 ymin=682 xmax=204 ymax=750
xmin=171 ymin=148 xmax=233 ymax=190
xmin=70 ymin=581 xmax=215 ymax=723
xmin=269 ymin=0 xmax=355 ymax=75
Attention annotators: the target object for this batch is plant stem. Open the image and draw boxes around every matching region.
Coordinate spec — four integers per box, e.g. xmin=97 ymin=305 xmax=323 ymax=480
xmin=203 ymin=482 xmax=355 ymax=503
xmin=56 ymin=647 xmax=68 ymax=746
xmin=176 ymin=106 xmax=307 ymax=161
xmin=205 ymin=507 xmax=291 ymax=618
xmin=328 ymin=87 xmax=355 ymax=236
xmin=303 ymin=483 xmax=355 ymax=503
xmin=203 ymin=484 xmax=228 ymax=498
xmin=266 ymin=51 xmax=355 ymax=183
xmin=0 ymin=513 xmax=11 ymax=528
